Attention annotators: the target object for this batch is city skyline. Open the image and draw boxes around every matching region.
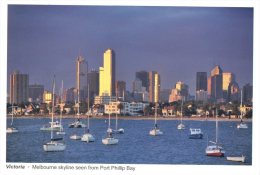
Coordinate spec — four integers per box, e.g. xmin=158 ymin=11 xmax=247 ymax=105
xmin=8 ymin=6 xmax=253 ymax=94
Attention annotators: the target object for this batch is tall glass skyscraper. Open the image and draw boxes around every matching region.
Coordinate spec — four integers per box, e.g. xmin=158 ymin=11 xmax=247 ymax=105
xmin=148 ymin=71 xmax=160 ymax=103
xmin=10 ymin=70 xmax=29 ymax=104
xmin=99 ymin=48 xmax=116 ymax=96
xmin=196 ymin=72 xmax=207 ymax=91
xmin=210 ymin=65 xmax=223 ymax=100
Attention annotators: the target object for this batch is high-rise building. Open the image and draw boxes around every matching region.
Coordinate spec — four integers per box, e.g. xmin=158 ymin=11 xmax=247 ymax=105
xmin=222 ymin=72 xmax=235 ymax=91
xmin=169 ymin=81 xmax=189 ymax=102
xmin=196 ymin=72 xmax=207 ymax=101
xmin=99 ymin=48 xmax=116 ymax=96
xmin=148 ymin=71 xmax=160 ymax=103
xmin=88 ymin=70 xmax=99 ymax=103
xmin=196 ymin=72 xmax=207 ymax=91
xmin=29 ymin=84 xmax=44 ymax=103
xmin=133 ymin=78 xmax=142 ymax=92
xmin=10 ymin=70 xmax=29 ymax=104
xmin=135 ymin=71 xmax=149 ymax=91
xmin=76 ymin=55 xmax=87 ymax=102
xmin=210 ymin=65 xmax=223 ymax=101
xmin=115 ymin=81 xmax=126 ymax=100
xmin=207 ymin=77 xmax=211 ymax=96
xmin=196 ymin=90 xmax=208 ymax=102
xmin=169 ymin=89 xmax=182 ymax=103
xmin=222 ymin=72 xmax=235 ymax=99
xmin=243 ymin=83 xmax=253 ymax=103
xmin=43 ymin=90 xmax=52 ymax=104
xmin=176 ymin=81 xmax=189 ymax=98
xmin=228 ymin=82 xmax=240 ymax=102
xmin=65 ymin=88 xmax=76 ymax=103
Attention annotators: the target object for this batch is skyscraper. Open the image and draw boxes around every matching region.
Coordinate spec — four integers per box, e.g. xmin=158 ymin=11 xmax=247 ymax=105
xmin=210 ymin=65 xmax=223 ymax=101
xmin=135 ymin=71 xmax=149 ymax=91
xmin=99 ymin=48 xmax=116 ymax=96
xmin=10 ymin=70 xmax=29 ymax=104
xmin=175 ymin=81 xmax=189 ymax=97
xmin=169 ymin=81 xmax=189 ymax=102
xmin=222 ymin=72 xmax=235 ymax=100
xmin=196 ymin=72 xmax=207 ymax=101
xmin=76 ymin=55 xmax=87 ymax=102
xmin=115 ymin=81 xmax=126 ymax=100
xmin=196 ymin=72 xmax=207 ymax=91
xmin=243 ymin=83 xmax=253 ymax=103
xmin=133 ymin=78 xmax=142 ymax=93
xmin=88 ymin=70 xmax=99 ymax=103
xmin=65 ymin=87 xmax=76 ymax=103
xmin=29 ymin=84 xmax=44 ymax=103
xmin=148 ymin=71 xmax=160 ymax=103
xmin=228 ymin=82 xmax=240 ymax=102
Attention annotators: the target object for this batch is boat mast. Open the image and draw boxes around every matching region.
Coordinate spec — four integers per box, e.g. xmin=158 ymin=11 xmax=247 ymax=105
xmin=60 ymin=80 xmax=64 ymax=128
xmin=116 ymin=112 xmax=118 ymax=130
xmin=240 ymin=89 xmax=243 ymax=120
xmin=109 ymin=96 xmax=111 ymax=129
xmin=155 ymin=103 xmax=158 ymax=125
xmin=87 ymin=83 xmax=90 ymax=132
xmin=11 ymin=104 xmax=14 ymax=126
xmin=215 ymin=108 xmax=218 ymax=145
xmin=10 ymin=89 xmax=14 ymax=126
xmin=181 ymin=98 xmax=183 ymax=124
xmin=51 ymin=76 xmax=56 ymax=140
xmin=115 ymin=90 xmax=118 ymax=130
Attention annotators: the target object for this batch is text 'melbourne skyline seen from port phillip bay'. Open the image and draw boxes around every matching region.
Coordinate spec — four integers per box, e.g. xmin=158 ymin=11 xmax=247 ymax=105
xmin=8 ymin=6 xmax=253 ymax=93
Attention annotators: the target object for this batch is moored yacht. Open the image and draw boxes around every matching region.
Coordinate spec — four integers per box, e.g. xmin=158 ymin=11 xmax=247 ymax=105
xmin=205 ymin=109 xmax=224 ymax=157
xmin=43 ymin=76 xmax=66 ymax=152
xmin=189 ymin=128 xmax=203 ymax=139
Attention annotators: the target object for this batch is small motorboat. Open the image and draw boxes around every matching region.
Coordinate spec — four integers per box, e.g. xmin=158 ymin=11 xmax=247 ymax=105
xmin=227 ymin=155 xmax=246 ymax=163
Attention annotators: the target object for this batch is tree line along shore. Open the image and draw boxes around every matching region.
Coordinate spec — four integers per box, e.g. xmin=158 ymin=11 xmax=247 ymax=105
xmin=6 ymin=114 xmax=252 ymax=122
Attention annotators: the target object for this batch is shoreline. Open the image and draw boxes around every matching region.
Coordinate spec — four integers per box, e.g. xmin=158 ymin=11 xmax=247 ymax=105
xmin=7 ymin=114 xmax=252 ymax=122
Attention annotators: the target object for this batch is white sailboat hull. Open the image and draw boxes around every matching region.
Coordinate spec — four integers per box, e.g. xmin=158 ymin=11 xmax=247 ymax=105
xmin=149 ymin=129 xmax=163 ymax=136
xmin=70 ymin=134 xmax=81 ymax=140
xmin=43 ymin=141 xmax=66 ymax=152
xmin=177 ymin=123 xmax=185 ymax=130
xmin=205 ymin=145 xmax=225 ymax=157
xmin=40 ymin=124 xmax=63 ymax=131
xmin=56 ymin=131 xmax=66 ymax=135
xmin=102 ymin=137 xmax=118 ymax=145
xmin=81 ymin=133 xmax=95 ymax=142
xmin=114 ymin=128 xmax=124 ymax=134
xmin=237 ymin=123 xmax=248 ymax=129
xmin=6 ymin=127 xmax=18 ymax=133
xmin=69 ymin=121 xmax=86 ymax=128
xmin=227 ymin=156 xmax=245 ymax=163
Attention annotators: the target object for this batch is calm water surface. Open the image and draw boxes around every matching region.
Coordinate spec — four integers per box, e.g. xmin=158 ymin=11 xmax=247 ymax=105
xmin=6 ymin=117 xmax=252 ymax=165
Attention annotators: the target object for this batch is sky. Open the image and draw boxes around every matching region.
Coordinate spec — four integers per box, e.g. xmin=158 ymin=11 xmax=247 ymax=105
xmin=7 ymin=5 xmax=253 ymax=95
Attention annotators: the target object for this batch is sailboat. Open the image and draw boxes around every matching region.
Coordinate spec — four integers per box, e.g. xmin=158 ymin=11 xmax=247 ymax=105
xmin=68 ymin=91 xmax=86 ymax=128
xmin=102 ymin=110 xmax=118 ymax=145
xmin=177 ymin=99 xmax=185 ymax=130
xmin=57 ymin=80 xmax=65 ymax=135
xmin=113 ymin=112 xmax=124 ymax=134
xmin=43 ymin=76 xmax=66 ymax=152
xmin=237 ymin=90 xmax=248 ymax=129
xmin=81 ymin=114 xmax=95 ymax=142
xmin=69 ymin=102 xmax=81 ymax=140
xmin=149 ymin=103 xmax=163 ymax=136
xmin=81 ymin=84 xmax=95 ymax=142
xmin=40 ymin=83 xmax=63 ymax=131
xmin=6 ymin=104 xmax=18 ymax=133
xmin=205 ymin=109 xmax=225 ymax=157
